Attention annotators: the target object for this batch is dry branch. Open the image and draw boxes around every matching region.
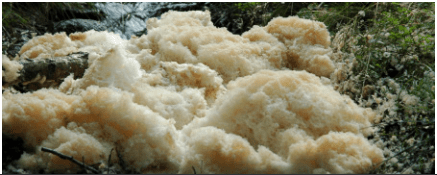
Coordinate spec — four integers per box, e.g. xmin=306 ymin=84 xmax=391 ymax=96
xmin=107 ymin=148 xmax=114 ymax=174
xmin=115 ymin=146 xmax=127 ymax=172
xmin=41 ymin=147 xmax=100 ymax=174
xmin=192 ymin=166 xmax=197 ymax=174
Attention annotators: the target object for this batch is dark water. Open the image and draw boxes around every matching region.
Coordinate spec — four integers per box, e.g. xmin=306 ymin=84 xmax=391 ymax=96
xmin=95 ymin=2 xmax=198 ymax=39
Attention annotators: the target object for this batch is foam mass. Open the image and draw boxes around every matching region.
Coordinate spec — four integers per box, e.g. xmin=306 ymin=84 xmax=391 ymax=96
xmin=2 ymin=10 xmax=383 ymax=173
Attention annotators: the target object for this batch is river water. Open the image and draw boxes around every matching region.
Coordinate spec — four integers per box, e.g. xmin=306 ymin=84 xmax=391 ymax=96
xmin=95 ymin=2 xmax=198 ymax=39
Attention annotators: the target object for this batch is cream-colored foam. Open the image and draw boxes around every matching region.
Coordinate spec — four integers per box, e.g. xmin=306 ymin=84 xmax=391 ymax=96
xmin=2 ymin=54 xmax=23 ymax=83
xmin=2 ymin=10 xmax=383 ymax=173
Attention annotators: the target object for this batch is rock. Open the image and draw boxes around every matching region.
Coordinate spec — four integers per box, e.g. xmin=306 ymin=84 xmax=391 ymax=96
xmin=53 ymin=19 xmax=107 ymax=35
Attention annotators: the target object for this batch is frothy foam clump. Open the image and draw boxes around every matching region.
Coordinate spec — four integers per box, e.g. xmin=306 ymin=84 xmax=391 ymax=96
xmin=2 ymin=10 xmax=383 ymax=173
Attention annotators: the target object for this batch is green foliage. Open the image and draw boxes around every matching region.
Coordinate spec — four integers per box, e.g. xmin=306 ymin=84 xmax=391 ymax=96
xmin=231 ymin=2 xmax=313 ymax=27
xmin=366 ymin=3 xmax=433 ymax=79
xmin=2 ymin=2 xmax=30 ymax=28
xmin=234 ymin=2 xmax=261 ymax=11
xmin=274 ymin=2 xmax=435 ymax=174
xmin=296 ymin=2 xmax=375 ymax=35
xmin=331 ymin=2 xmax=435 ymax=174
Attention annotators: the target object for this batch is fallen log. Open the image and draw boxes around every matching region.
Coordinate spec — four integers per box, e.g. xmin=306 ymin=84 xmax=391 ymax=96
xmin=2 ymin=52 xmax=88 ymax=92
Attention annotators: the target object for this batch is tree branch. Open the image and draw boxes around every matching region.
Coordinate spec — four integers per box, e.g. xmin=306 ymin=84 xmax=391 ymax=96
xmin=41 ymin=147 xmax=100 ymax=174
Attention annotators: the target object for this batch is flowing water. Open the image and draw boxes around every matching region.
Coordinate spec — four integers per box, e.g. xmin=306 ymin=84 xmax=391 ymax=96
xmin=95 ymin=2 xmax=198 ymax=39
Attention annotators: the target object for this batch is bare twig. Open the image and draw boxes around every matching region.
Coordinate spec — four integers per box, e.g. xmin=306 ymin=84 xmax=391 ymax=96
xmin=116 ymin=146 xmax=127 ymax=172
xmin=107 ymin=148 xmax=114 ymax=174
xmin=41 ymin=147 xmax=100 ymax=174
xmin=317 ymin=2 xmax=324 ymax=9
xmin=192 ymin=166 xmax=196 ymax=174
xmin=82 ymin=156 xmax=86 ymax=173
xmin=372 ymin=141 xmax=426 ymax=172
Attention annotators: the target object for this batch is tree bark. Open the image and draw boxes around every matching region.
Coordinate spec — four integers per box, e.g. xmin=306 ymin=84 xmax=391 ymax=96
xmin=3 ymin=52 xmax=89 ymax=93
